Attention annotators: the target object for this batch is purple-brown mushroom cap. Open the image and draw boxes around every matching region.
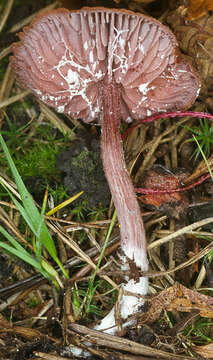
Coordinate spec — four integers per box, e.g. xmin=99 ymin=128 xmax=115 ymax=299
xmin=11 ymin=7 xmax=200 ymax=123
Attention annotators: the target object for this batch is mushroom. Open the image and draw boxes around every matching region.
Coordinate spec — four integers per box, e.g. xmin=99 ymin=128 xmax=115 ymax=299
xmin=11 ymin=7 xmax=200 ymax=334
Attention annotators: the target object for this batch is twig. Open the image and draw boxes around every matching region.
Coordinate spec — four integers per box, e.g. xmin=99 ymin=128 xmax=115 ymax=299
xmin=68 ymin=323 xmax=195 ymax=359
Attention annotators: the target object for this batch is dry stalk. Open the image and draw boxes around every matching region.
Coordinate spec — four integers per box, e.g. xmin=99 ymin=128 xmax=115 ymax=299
xmin=0 ymin=0 xmax=14 ymax=33
xmin=0 ymin=90 xmax=30 ymax=109
xmin=39 ymin=102 xmax=76 ymax=139
xmin=8 ymin=1 xmax=60 ymax=33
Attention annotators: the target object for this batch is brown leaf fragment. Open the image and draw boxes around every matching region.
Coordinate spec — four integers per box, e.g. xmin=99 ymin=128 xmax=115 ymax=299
xmin=138 ymin=282 xmax=213 ymax=324
xmin=0 ymin=313 xmax=11 ymax=329
xmin=193 ymin=343 xmax=213 ymax=358
xmin=138 ymin=166 xmax=189 ymax=219
xmin=167 ymin=283 xmax=213 ymax=318
xmin=186 ymin=0 xmax=213 ymax=20
xmin=138 ymin=283 xmax=180 ymax=323
xmin=131 ymin=0 xmax=156 ymax=3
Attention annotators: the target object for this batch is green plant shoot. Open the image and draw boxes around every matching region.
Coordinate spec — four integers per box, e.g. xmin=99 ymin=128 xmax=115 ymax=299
xmin=0 ymin=134 xmax=68 ymax=287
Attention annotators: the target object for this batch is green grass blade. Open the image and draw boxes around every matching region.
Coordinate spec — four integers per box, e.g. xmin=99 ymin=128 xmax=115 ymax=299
xmin=0 ymin=225 xmax=63 ymax=286
xmin=0 ymin=225 xmax=30 ymax=254
xmin=0 ymin=134 xmax=68 ymax=279
xmin=85 ymin=210 xmax=117 ymax=312
xmin=92 ymin=210 xmax=117 ymax=282
xmin=193 ymin=135 xmax=213 ymax=180
xmin=0 ymin=241 xmax=45 ymax=273
xmin=0 ymin=134 xmax=56 ymax=251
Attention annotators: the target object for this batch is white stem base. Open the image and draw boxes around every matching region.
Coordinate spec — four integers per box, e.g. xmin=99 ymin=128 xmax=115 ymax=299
xmin=95 ymin=276 xmax=148 ymax=334
xmin=67 ymin=245 xmax=148 ymax=357
xmin=67 ymin=276 xmax=148 ymax=358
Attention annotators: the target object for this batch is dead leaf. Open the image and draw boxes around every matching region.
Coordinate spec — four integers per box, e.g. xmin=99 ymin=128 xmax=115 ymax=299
xmin=167 ymin=283 xmax=213 ymax=318
xmin=138 ymin=166 xmax=189 ymax=219
xmin=130 ymin=0 xmax=156 ymax=3
xmin=193 ymin=343 xmax=213 ymax=358
xmin=0 ymin=313 xmax=11 ymax=329
xmin=138 ymin=282 xmax=213 ymax=324
xmin=186 ymin=0 xmax=213 ymax=20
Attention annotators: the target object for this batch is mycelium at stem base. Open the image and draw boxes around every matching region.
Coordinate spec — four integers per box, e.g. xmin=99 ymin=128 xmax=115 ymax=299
xmin=95 ymin=75 xmax=149 ymax=334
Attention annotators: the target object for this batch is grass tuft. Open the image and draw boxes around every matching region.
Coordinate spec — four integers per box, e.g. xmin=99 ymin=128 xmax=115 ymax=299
xmin=0 ymin=134 xmax=68 ymax=288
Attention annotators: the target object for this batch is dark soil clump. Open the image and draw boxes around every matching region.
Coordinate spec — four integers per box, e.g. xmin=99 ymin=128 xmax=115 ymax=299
xmin=57 ymin=136 xmax=110 ymax=208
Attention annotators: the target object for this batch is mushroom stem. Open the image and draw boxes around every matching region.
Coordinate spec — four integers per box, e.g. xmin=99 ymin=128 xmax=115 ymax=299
xmin=101 ymin=75 xmax=148 ymax=272
xmin=96 ymin=75 xmax=149 ymax=334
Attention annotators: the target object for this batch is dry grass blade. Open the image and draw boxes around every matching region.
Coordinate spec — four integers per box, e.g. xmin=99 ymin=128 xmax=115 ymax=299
xmin=139 ymin=134 xmax=163 ymax=176
xmin=39 ymin=102 xmax=76 ymax=139
xmin=0 ymin=45 xmax=12 ymax=61
xmin=0 ymin=292 xmax=22 ymax=312
xmin=0 ymin=90 xmax=30 ymax=109
xmin=0 ymin=0 xmax=14 ymax=33
xmin=47 ymin=221 xmax=119 ymax=289
xmin=148 ymin=217 xmax=213 ymax=250
xmin=0 ymin=206 xmax=33 ymax=250
xmin=0 ymin=63 xmax=14 ymax=103
xmin=8 ymin=1 xmax=60 ymax=33
xmin=147 ymin=241 xmax=213 ymax=278
xmin=0 ymin=236 xmax=120 ymax=300
xmin=133 ymin=116 xmax=194 ymax=182
xmin=68 ymin=241 xmax=120 ymax=283
xmin=0 ymin=174 xmax=20 ymax=199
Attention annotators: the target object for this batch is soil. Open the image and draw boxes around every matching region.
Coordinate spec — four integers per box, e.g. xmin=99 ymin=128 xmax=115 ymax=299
xmin=57 ymin=134 xmax=110 ymax=208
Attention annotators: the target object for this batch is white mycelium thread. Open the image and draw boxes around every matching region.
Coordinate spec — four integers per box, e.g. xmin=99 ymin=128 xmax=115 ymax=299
xmin=108 ymin=26 xmax=129 ymax=79
xmin=50 ymin=48 xmax=103 ymax=116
